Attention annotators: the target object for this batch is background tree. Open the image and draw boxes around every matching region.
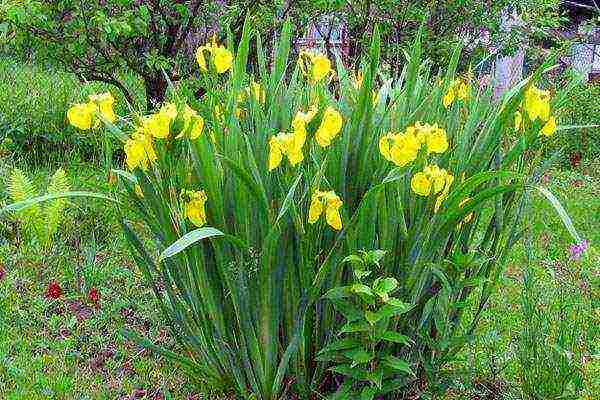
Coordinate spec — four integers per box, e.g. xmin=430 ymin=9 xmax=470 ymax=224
xmin=1 ymin=0 xmax=568 ymax=110
xmin=2 ymin=0 xmax=228 ymax=109
xmin=291 ymin=0 xmax=565 ymax=74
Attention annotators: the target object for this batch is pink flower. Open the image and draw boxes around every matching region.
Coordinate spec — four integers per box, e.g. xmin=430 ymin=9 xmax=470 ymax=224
xmin=569 ymin=240 xmax=588 ymax=261
xmin=542 ymin=174 xmax=551 ymax=185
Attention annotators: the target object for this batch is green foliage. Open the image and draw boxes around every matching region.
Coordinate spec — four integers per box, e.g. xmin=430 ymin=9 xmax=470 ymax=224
xmin=7 ymin=167 xmax=41 ymax=242
xmin=45 ymin=168 xmax=70 ymax=243
xmin=463 ymin=166 xmax=600 ymax=400
xmin=7 ymin=167 xmax=70 ymax=249
xmin=104 ymin=22 xmax=583 ymax=399
xmin=1 ymin=160 xmax=597 ymax=398
xmin=0 ymin=160 xmax=204 ymax=399
xmin=552 ymin=82 xmax=600 ymax=166
xmin=292 ymin=0 xmax=565 ymax=71
xmin=1 ymin=0 xmax=568 ymax=112
xmin=2 ymin=0 xmax=232 ymax=107
xmin=320 ymin=250 xmax=413 ymax=399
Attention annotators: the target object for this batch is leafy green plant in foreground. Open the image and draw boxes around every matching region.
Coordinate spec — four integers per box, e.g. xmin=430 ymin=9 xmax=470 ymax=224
xmin=1 ymin=17 xmax=586 ymax=400
xmin=319 ymin=250 xmax=414 ymax=399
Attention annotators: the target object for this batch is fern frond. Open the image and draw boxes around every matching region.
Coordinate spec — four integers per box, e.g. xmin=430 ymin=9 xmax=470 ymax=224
xmin=44 ymin=168 xmax=70 ymax=247
xmin=46 ymin=168 xmax=70 ymax=196
xmin=8 ymin=168 xmax=42 ymax=243
xmin=8 ymin=168 xmax=37 ymax=203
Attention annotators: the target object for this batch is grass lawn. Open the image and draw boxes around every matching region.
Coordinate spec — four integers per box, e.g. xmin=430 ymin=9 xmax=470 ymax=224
xmin=461 ymin=161 xmax=600 ymax=399
xmin=0 ymin=154 xmax=597 ymax=399
xmin=0 ymin=158 xmax=222 ymax=400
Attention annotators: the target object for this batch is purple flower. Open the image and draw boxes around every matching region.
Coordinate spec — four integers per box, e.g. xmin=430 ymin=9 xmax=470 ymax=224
xmin=569 ymin=240 xmax=588 ymax=261
xmin=542 ymin=174 xmax=551 ymax=185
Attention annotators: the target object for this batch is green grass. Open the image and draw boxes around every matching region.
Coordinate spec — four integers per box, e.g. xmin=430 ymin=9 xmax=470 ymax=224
xmin=551 ymin=82 xmax=600 ymax=166
xmin=0 ymin=158 xmax=228 ymax=400
xmin=460 ymin=159 xmax=600 ymax=399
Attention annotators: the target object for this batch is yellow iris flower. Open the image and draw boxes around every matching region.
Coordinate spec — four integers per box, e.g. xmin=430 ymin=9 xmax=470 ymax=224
xmin=268 ymin=131 xmax=304 ymax=170
xmin=426 ymin=129 xmax=448 ymax=154
xmin=517 ymin=85 xmax=557 ymax=137
xmin=423 ymin=165 xmax=449 ymax=194
xmin=143 ymin=103 xmax=177 ymax=139
xmin=143 ymin=113 xmax=170 ymax=139
xmin=268 ymin=131 xmax=304 ymax=169
xmin=176 ymin=105 xmax=205 ymax=140
xmin=212 ymin=46 xmax=234 ymax=74
xmin=184 ymin=190 xmax=208 ymax=227
xmin=315 ymin=106 xmax=343 ymax=147
xmin=379 ymin=130 xmax=420 ymax=167
xmin=196 ymin=37 xmax=234 ymax=74
xmin=443 ymin=78 xmax=470 ymax=108
xmin=124 ymin=131 xmax=157 ymax=171
xmin=540 ymin=116 xmax=557 ymax=137
xmin=268 ymin=136 xmax=285 ymax=171
xmin=291 ymin=105 xmax=317 ymax=142
xmin=412 ymin=164 xmax=453 ymax=198
xmin=379 ymin=122 xmax=449 ymax=167
xmin=298 ymin=51 xmax=332 ymax=83
xmin=442 ymin=87 xmax=455 ymax=109
xmin=268 ymin=107 xmax=318 ymax=170
xmin=67 ymin=102 xmax=96 ymax=130
xmin=415 ymin=122 xmax=448 ymax=154
xmin=67 ymin=92 xmax=117 ymax=130
xmin=524 ymin=85 xmax=551 ymax=122
xmin=411 ymin=172 xmax=431 ymax=197
xmin=88 ymin=92 xmax=117 ymax=123
xmin=308 ymin=190 xmax=343 ymax=230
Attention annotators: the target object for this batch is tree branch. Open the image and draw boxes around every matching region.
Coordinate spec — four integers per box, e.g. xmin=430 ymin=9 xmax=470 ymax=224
xmin=172 ymin=0 xmax=204 ymax=56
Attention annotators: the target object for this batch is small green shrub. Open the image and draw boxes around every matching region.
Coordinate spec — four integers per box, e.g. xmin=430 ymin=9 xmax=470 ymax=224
xmin=319 ymin=250 xmax=413 ymax=399
xmin=552 ymin=82 xmax=600 ymax=167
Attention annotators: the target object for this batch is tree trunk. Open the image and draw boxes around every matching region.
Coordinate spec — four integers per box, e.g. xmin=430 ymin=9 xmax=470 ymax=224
xmin=144 ymin=75 xmax=167 ymax=111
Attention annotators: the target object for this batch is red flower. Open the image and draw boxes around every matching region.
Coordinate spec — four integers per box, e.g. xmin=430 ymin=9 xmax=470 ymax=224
xmin=88 ymin=287 xmax=100 ymax=306
xmin=46 ymin=281 xmax=62 ymax=299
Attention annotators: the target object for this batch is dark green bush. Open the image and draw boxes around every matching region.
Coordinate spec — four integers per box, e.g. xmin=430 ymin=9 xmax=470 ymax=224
xmin=552 ymin=82 xmax=600 ymax=167
xmin=0 ymin=57 xmax=143 ymax=164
